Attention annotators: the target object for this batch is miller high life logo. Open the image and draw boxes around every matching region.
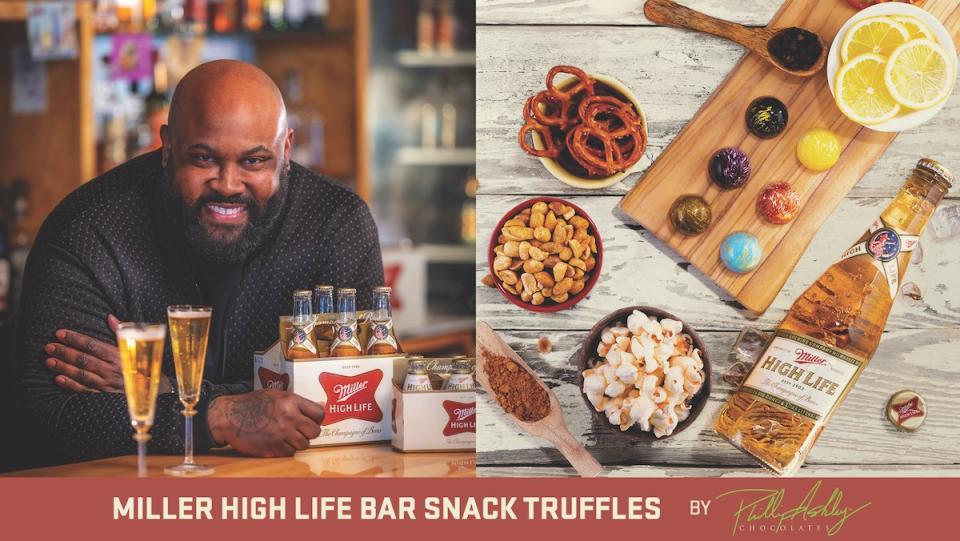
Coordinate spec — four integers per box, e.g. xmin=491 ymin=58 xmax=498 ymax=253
xmin=318 ymin=370 xmax=383 ymax=425
xmin=442 ymin=400 xmax=476 ymax=437
xmin=793 ymin=349 xmax=827 ymax=365
xmin=257 ymin=367 xmax=289 ymax=391
xmin=892 ymin=396 xmax=924 ymax=424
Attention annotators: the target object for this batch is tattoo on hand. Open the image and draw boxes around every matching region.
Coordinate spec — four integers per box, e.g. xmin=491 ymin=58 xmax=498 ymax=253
xmin=228 ymin=394 xmax=273 ymax=436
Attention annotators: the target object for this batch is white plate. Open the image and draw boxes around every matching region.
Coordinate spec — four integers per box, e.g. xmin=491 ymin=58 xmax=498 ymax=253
xmin=827 ymin=2 xmax=958 ymax=132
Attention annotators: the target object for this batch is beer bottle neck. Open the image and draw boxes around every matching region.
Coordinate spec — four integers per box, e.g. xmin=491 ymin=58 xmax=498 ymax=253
xmin=881 ymin=168 xmax=949 ymax=235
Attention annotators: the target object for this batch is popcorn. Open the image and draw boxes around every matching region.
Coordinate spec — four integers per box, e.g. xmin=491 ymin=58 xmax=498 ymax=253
xmin=581 ymin=310 xmax=706 ymax=438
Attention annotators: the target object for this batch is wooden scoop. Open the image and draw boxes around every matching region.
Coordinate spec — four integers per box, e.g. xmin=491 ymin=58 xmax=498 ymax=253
xmin=476 ymin=322 xmax=603 ymax=478
xmin=644 ymin=0 xmax=827 ymax=77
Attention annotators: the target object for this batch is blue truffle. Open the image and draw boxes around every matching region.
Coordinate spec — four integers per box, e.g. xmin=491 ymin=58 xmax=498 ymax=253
xmin=720 ymin=232 xmax=762 ymax=273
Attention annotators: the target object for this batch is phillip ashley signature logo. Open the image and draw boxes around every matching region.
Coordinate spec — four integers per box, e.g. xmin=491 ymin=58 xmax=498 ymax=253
xmin=716 ymin=480 xmax=871 ymax=536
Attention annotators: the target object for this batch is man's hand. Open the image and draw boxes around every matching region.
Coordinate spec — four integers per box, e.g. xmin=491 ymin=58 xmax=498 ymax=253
xmin=45 ymin=314 xmax=172 ymax=394
xmin=207 ymin=389 xmax=325 ymax=457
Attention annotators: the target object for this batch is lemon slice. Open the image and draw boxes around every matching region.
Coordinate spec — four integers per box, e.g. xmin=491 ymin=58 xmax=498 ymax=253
xmin=891 ymin=15 xmax=934 ymax=41
xmin=841 ymin=16 xmax=911 ymax=63
xmin=835 ymin=53 xmax=901 ymax=124
xmin=884 ymin=38 xmax=955 ymax=110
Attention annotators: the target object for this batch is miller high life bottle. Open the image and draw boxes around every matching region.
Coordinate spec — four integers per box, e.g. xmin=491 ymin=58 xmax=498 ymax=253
xmin=366 ymin=286 xmax=399 ymax=355
xmin=313 ymin=284 xmax=335 ymax=343
xmin=330 ymin=287 xmax=362 ymax=357
xmin=714 ymin=159 xmax=953 ymax=475
xmin=442 ymin=359 xmax=475 ymax=391
xmin=286 ymin=289 xmax=318 ymax=359
xmin=404 ymin=358 xmax=433 ymax=392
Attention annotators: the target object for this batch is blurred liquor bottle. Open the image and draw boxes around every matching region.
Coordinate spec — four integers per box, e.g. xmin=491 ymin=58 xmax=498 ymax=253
xmin=241 ymin=0 xmax=264 ymax=31
xmin=210 ymin=0 xmax=239 ymax=33
xmin=158 ymin=0 xmax=187 ymax=31
xmin=284 ymin=69 xmax=326 ymax=172
xmin=416 ymin=0 xmax=435 ymax=54
xmin=185 ymin=0 xmax=209 ymax=33
xmin=265 ymin=0 xmax=287 ymax=31
xmin=436 ymin=0 xmax=456 ymax=54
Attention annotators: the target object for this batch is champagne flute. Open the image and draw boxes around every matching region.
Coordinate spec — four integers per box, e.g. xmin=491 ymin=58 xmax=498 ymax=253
xmin=116 ymin=322 xmax=166 ymax=478
xmin=165 ymin=305 xmax=214 ymax=477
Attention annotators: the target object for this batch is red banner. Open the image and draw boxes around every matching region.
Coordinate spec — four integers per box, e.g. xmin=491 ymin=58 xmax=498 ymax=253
xmin=0 ymin=477 xmax=955 ymax=539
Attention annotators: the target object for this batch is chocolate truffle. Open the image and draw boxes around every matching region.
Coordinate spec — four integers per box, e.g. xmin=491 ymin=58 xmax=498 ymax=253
xmin=709 ymin=148 xmax=751 ymax=189
xmin=720 ymin=232 xmax=762 ymax=274
xmin=746 ymin=96 xmax=789 ymax=139
xmin=757 ymin=182 xmax=800 ymax=224
xmin=669 ymin=195 xmax=712 ymax=236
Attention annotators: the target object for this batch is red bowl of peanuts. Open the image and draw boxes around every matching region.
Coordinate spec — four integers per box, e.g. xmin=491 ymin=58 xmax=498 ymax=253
xmin=487 ymin=196 xmax=603 ymax=313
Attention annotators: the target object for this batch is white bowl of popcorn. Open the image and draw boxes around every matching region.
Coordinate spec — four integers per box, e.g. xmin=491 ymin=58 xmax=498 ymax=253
xmin=577 ymin=306 xmax=711 ymax=440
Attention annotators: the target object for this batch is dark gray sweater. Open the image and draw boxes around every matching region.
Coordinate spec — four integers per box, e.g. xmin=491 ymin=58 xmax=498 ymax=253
xmin=13 ymin=150 xmax=383 ymax=467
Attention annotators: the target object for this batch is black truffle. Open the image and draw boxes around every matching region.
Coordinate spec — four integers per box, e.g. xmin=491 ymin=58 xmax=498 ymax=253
xmin=746 ymin=96 xmax=789 ymax=139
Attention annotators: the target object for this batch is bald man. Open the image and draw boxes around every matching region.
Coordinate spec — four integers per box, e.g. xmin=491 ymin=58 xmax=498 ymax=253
xmin=11 ymin=60 xmax=384 ymax=467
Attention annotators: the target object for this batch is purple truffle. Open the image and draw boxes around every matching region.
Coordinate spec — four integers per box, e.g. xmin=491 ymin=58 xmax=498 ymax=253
xmin=709 ymin=147 xmax=751 ymax=189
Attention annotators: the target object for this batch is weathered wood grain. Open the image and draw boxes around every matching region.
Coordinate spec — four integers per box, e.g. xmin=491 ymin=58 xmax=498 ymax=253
xmin=477 ymin=195 xmax=960 ymax=331
xmin=476 ymin=26 xmax=960 ymax=197
xmin=476 ymin=0 xmax=777 ymax=26
xmin=478 ymin=465 xmax=960 ymax=477
xmin=476 ymin=330 xmax=960 ymax=467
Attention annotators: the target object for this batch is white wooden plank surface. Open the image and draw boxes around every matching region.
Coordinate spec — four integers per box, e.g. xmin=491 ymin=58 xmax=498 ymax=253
xmin=477 ymin=26 xmax=960 ymax=197
xmin=477 ymin=195 xmax=960 ymax=331
xmin=476 ymin=0 xmax=777 ymax=26
xmin=476 ymin=0 xmax=960 ymax=473
xmin=476 ymin=330 xmax=960 ymax=467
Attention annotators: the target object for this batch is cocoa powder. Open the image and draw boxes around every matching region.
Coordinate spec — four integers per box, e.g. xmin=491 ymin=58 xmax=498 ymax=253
xmin=483 ymin=349 xmax=550 ymax=422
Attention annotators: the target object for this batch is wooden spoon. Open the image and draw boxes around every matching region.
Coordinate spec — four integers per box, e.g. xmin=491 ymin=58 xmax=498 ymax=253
xmin=644 ymin=0 xmax=827 ymax=77
xmin=476 ymin=322 xmax=603 ymax=478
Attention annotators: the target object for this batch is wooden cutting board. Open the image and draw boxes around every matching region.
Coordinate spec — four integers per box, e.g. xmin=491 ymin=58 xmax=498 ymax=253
xmin=619 ymin=0 xmax=960 ymax=314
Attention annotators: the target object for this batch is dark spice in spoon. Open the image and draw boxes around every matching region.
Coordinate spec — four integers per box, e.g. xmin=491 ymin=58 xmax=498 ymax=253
xmin=484 ymin=351 xmax=550 ymax=422
xmin=768 ymin=27 xmax=823 ymax=72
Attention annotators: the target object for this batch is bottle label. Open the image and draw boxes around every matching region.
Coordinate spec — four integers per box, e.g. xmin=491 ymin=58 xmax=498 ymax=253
xmin=288 ymin=322 xmax=317 ymax=355
xmin=839 ymin=218 xmax=917 ymax=299
xmin=741 ymin=330 xmax=866 ymax=422
xmin=330 ymin=321 xmax=362 ymax=352
xmin=367 ymin=320 xmax=398 ymax=351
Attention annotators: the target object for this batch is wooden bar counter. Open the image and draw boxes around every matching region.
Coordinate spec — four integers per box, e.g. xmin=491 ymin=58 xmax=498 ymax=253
xmin=4 ymin=444 xmax=476 ymax=478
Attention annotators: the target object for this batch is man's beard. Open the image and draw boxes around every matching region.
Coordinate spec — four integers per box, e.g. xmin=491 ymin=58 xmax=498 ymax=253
xmin=161 ymin=161 xmax=290 ymax=264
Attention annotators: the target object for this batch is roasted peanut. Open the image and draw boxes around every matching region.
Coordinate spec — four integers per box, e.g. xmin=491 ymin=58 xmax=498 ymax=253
xmin=540 ymin=242 xmax=560 ymax=254
xmin=509 ymin=259 xmax=524 ymax=272
xmin=529 ymin=246 xmax=549 ymax=261
xmin=531 ymin=239 xmax=543 ymax=248
xmin=589 ymin=235 xmax=598 ymax=253
xmin=569 ymin=257 xmax=586 ymax=271
xmin=568 ymin=239 xmax=583 ymax=259
xmin=553 ymin=277 xmax=574 ymax=296
xmin=534 ymin=271 xmax=555 ymax=288
xmin=551 ymin=293 xmax=569 ymax=303
xmin=573 ymin=228 xmax=589 ymax=243
xmin=544 ymin=211 xmax=557 ymax=230
xmin=502 ymin=226 xmax=534 ymax=241
xmin=565 ymin=266 xmax=575 ymax=278
xmin=534 ymin=226 xmax=552 ymax=242
xmin=520 ymin=272 xmax=541 ymax=294
xmin=503 ymin=282 xmax=518 ymax=295
xmin=498 ymin=269 xmax=518 ymax=285
xmin=553 ymin=220 xmax=568 ymax=244
xmin=570 ymin=279 xmax=585 ymax=295
xmin=553 ymin=261 xmax=568 ymax=283
xmin=523 ymin=259 xmax=544 ymax=273
xmin=531 ymin=292 xmax=545 ymax=306
xmin=503 ymin=241 xmax=519 ymax=258
xmin=549 ymin=202 xmax=565 ymax=215
xmin=573 ymin=268 xmax=585 ymax=280
xmin=481 ymin=274 xmax=496 ymax=288
xmin=532 ymin=202 xmax=548 ymax=214
xmin=494 ymin=245 xmax=504 ymax=256
xmin=498 ymin=234 xmax=505 ymax=244
xmin=562 ymin=207 xmax=575 ymax=220
xmin=529 ymin=211 xmax=545 ymax=228
xmin=503 ymin=218 xmax=526 ymax=228
xmin=584 ymin=255 xmax=596 ymax=271
xmin=519 ymin=241 xmax=531 ymax=260
xmin=544 ymin=255 xmax=560 ymax=269
xmin=494 ymin=255 xmax=512 ymax=271
xmin=540 ymin=287 xmax=552 ymax=297
xmin=521 ymin=289 xmax=532 ymax=302
xmin=520 ymin=207 xmax=532 ymax=215
xmin=570 ymin=216 xmax=589 ymax=230
xmin=558 ymin=246 xmax=573 ymax=261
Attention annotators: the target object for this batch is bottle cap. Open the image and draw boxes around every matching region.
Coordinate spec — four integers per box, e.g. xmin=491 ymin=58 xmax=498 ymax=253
xmin=373 ymin=286 xmax=392 ymax=293
xmin=885 ymin=389 xmax=927 ymax=432
xmin=293 ymin=289 xmax=312 ymax=297
xmin=917 ymin=158 xmax=954 ymax=189
xmin=314 ymin=284 xmax=334 ymax=292
xmin=337 ymin=287 xmax=357 ymax=294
